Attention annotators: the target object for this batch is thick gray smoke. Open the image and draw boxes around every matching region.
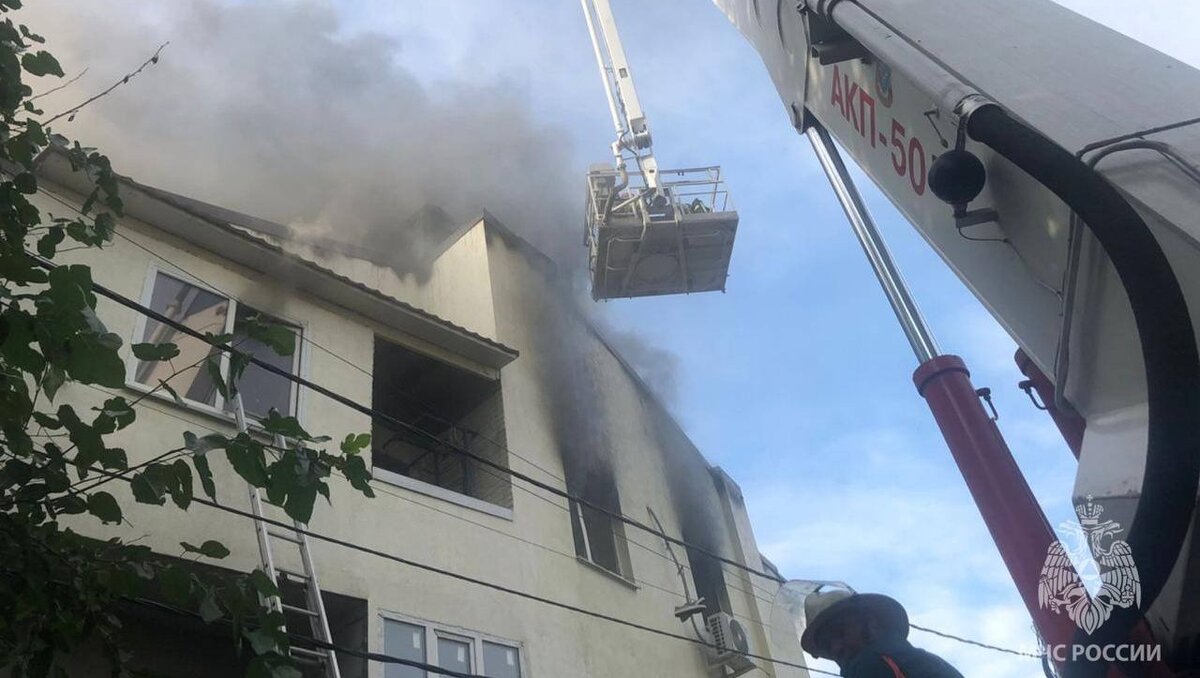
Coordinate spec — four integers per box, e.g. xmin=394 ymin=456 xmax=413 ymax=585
xmin=24 ymin=0 xmax=580 ymax=270
xmin=25 ymin=0 xmax=683 ymax=400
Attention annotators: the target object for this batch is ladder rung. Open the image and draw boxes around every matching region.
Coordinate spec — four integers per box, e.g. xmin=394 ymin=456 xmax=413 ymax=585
xmin=291 ymin=646 xmax=330 ymax=659
xmin=276 ymin=566 xmax=309 ymax=580
xmin=282 ymin=603 xmax=320 ymax=618
xmin=267 ymin=529 xmax=304 ymax=544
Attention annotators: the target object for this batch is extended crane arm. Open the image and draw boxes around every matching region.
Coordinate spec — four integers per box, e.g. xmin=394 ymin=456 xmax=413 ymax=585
xmin=580 ymin=0 xmax=660 ymax=188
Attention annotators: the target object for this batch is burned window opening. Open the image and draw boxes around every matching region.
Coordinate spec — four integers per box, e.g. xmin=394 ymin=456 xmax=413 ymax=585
xmin=371 ymin=336 xmax=512 ymax=509
xmin=686 ymin=545 xmax=733 ymax=617
xmin=570 ymin=474 xmax=633 ymax=579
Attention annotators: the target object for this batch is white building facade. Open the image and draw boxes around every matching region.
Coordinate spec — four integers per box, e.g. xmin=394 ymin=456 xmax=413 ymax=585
xmin=35 ymin=150 xmax=808 ymax=678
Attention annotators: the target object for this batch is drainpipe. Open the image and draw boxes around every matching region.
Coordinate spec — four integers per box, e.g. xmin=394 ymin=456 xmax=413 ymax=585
xmin=1015 ymin=348 xmax=1085 ymax=458
xmin=804 ymin=121 xmax=1078 ymax=657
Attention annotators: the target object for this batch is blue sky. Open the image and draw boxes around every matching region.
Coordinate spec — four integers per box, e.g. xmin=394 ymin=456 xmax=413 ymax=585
xmin=32 ymin=1 xmax=1199 ymax=675
xmin=329 ymin=2 xmax=1198 ymax=675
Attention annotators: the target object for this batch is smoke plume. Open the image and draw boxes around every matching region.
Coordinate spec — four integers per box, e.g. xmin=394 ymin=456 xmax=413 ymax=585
xmin=23 ymin=0 xmax=580 ymax=270
xmin=25 ymin=0 xmax=684 ymax=404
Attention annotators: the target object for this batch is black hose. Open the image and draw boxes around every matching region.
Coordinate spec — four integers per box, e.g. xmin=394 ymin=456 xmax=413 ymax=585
xmin=967 ymin=105 xmax=1200 ymax=676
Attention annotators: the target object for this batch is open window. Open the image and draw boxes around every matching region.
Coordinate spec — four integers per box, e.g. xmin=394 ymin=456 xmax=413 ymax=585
xmin=131 ymin=269 xmax=301 ymax=419
xmin=371 ymin=336 xmax=512 ymax=509
xmin=569 ymin=474 xmax=633 ymax=580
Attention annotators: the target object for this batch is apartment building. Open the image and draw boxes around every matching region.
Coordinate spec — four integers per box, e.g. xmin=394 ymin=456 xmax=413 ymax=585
xmin=33 ymin=148 xmax=808 ymax=678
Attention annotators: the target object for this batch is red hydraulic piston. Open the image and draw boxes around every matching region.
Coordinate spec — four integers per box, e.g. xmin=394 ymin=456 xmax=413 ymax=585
xmin=1015 ymin=348 xmax=1085 ymax=458
xmin=913 ymin=355 xmax=1077 ymax=651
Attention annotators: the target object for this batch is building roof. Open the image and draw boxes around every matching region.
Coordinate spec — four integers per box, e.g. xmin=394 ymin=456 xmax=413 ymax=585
xmin=33 ymin=148 xmax=518 ymax=370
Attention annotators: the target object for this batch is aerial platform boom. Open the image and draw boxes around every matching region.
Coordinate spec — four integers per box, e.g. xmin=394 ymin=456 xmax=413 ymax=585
xmin=713 ymin=0 xmax=1200 ymax=671
xmin=579 ymin=0 xmax=739 ymax=300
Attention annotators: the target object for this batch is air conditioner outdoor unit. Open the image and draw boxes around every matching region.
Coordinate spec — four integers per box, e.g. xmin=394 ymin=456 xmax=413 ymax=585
xmin=705 ymin=612 xmax=757 ymax=677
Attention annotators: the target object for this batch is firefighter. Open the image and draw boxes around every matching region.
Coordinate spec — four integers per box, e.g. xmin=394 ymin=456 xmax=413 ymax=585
xmin=801 ymin=590 xmax=964 ymax=677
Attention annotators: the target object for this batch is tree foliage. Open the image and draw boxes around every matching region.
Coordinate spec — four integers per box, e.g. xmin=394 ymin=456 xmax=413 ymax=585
xmin=0 ymin=3 xmax=373 ymax=675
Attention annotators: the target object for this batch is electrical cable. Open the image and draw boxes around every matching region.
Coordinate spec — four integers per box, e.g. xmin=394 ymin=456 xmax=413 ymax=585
xmin=44 ymin=184 xmax=566 ymax=488
xmin=60 ymin=376 xmax=775 ymax=631
xmin=33 ymin=185 xmax=788 ymax=606
xmin=123 ymin=596 xmax=487 ymax=678
xmin=79 ymin=461 xmax=825 ymax=675
xmin=25 ymin=193 xmax=1044 ymax=661
xmin=27 ymin=252 xmax=786 ymax=587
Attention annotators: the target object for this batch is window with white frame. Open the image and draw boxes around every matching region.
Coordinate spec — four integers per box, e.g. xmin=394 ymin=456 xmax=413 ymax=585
xmin=382 ymin=617 xmax=523 ymax=678
xmin=131 ymin=270 xmax=301 ymax=419
xmin=568 ymin=475 xmax=633 ymax=581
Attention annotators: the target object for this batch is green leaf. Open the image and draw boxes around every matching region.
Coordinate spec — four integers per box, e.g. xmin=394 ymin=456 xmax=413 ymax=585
xmin=40 ymin=364 xmax=65 ymax=401
xmin=183 ymin=431 xmax=227 ymax=454
xmin=340 ymin=433 xmax=371 ymax=456
xmin=242 ymin=628 xmax=281 ymax=656
xmin=247 ymin=569 xmax=280 ymax=599
xmin=205 ymin=354 xmax=229 ymax=399
xmin=198 ymin=588 xmax=223 ymax=623
xmin=21 ymin=50 xmax=63 ymax=77
xmin=260 ymin=411 xmax=312 ymax=441
xmin=282 ymin=483 xmax=318 ymax=524
xmin=160 ymin=566 xmax=192 ymax=607
xmin=36 ymin=226 xmax=65 ymax=258
xmin=226 ymin=437 xmax=269 ymax=488
xmin=12 ymin=172 xmax=37 ymax=194
xmin=86 ymin=491 xmax=122 ymax=524
xmin=180 ymin=539 xmax=230 ymax=560
xmin=192 ymin=452 xmax=216 ymax=500
xmin=93 ymin=396 xmax=135 ymax=433
xmin=130 ymin=472 xmax=165 ymax=505
xmin=239 ymin=314 xmax=296 ymax=357
xmin=132 ymin=342 xmax=180 ymax=361
xmin=20 ymin=24 xmax=46 ymax=43
xmin=169 ymin=458 xmax=193 ymax=509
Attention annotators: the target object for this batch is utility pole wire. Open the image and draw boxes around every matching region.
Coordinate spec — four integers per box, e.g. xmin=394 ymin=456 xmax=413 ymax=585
xmin=85 ymin=462 xmax=828 ymax=676
xmin=42 ymin=43 xmax=168 ymax=126
xmin=18 ymin=233 xmax=1042 ymax=660
xmin=25 ymin=252 xmax=786 ymax=586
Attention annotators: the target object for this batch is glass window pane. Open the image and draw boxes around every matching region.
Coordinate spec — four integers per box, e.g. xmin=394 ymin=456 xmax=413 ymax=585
xmin=225 ymin=305 xmax=299 ymax=418
xmin=134 ymin=272 xmax=228 ymax=406
xmin=436 ymin=636 xmax=472 ymax=677
xmin=483 ymin=642 xmax=521 ymax=678
xmin=383 ymin=621 xmax=426 ymax=678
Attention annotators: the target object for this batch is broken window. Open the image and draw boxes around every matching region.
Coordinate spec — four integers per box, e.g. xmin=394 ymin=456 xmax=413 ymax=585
xmin=371 ymin=336 xmax=512 ymax=509
xmin=132 ymin=270 xmax=300 ymax=418
xmin=569 ymin=475 xmax=633 ymax=579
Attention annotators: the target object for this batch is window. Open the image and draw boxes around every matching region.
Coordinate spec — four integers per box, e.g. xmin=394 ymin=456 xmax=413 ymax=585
xmin=569 ymin=474 xmax=633 ymax=580
xmin=131 ymin=270 xmax=301 ymax=418
xmin=382 ymin=617 xmax=522 ymax=678
xmin=371 ymin=336 xmax=512 ymax=509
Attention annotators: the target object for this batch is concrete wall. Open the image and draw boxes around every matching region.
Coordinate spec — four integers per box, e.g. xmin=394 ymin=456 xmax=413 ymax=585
xmin=38 ymin=180 xmax=801 ymax=677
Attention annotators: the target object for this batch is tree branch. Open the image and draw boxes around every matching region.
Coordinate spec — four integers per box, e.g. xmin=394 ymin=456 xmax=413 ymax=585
xmin=42 ymin=43 xmax=168 ymax=127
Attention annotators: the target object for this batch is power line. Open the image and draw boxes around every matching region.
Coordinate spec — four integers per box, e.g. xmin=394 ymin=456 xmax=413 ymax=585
xmin=909 ymin=623 xmax=1043 ymax=659
xmin=28 ymin=252 xmax=786 ymax=587
xmin=64 ymin=376 xmax=775 ymax=631
xmin=104 ymin=220 xmax=568 ymax=487
xmin=126 ymin=597 xmax=487 ymax=678
xmin=82 ymin=462 xmax=825 ymax=676
xmin=21 ymin=200 xmax=1042 ymax=659
xmin=33 ymin=186 xmax=783 ymax=602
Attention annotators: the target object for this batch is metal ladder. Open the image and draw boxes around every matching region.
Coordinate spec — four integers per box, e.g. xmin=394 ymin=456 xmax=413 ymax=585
xmin=233 ymin=395 xmax=341 ymax=678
